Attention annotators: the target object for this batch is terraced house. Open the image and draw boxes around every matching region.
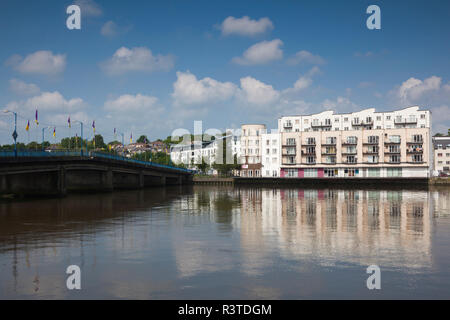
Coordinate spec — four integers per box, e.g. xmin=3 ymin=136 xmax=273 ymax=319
xmin=278 ymin=106 xmax=431 ymax=178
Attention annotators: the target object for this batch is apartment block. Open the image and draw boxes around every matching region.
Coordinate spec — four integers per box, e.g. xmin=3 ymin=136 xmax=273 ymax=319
xmin=432 ymin=136 xmax=450 ymax=175
xmin=278 ymin=106 xmax=431 ymax=178
xmin=261 ymin=130 xmax=281 ymax=177
xmin=240 ymin=124 xmax=266 ymax=177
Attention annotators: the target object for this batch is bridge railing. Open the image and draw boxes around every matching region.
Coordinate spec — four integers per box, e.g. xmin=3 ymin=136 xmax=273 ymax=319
xmin=0 ymin=150 xmax=193 ymax=174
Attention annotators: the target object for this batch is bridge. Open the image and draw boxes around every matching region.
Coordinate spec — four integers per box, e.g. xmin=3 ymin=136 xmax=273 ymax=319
xmin=0 ymin=151 xmax=193 ymax=197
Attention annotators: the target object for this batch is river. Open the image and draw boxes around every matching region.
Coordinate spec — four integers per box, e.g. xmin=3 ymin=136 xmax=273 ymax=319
xmin=0 ymin=185 xmax=449 ymax=299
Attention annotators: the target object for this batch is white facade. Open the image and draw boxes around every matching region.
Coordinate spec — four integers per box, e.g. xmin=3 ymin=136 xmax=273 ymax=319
xmin=261 ymin=131 xmax=281 ymax=177
xmin=432 ymin=136 xmax=450 ymax=175
xmin=170 ymin=135 xmax=240 ymax=170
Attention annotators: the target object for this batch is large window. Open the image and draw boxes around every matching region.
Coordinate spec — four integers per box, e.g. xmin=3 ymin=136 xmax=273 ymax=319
xmin=304 ymin=169 xmax=317 ymax=177
xmin=368 ymin=136 xmax=379 ymax=144
xmin=346 ymin=136 xmax=358 ymax=144
xmin=387 ymin=168 xmax=402 ymax=177
xmin=287 ymin=168 xmax=298 ymax=177
xmin=286 ymin=138 xmax=296 ymax=145
xmin=368 ymin=168 xmax=380 ymax=177
xmin=367 ymin=155 xmax=379 ymax=163
xmin=324 ymin=168 xmax=338 ymax=177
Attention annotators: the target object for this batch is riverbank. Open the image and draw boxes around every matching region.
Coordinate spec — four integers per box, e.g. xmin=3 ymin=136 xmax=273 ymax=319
xmin=194 ymin=176 xmax=450 ymax=189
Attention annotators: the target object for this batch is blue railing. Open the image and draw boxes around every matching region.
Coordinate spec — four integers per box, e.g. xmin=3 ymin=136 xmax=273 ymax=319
xmin=0 ymin=150 xmax=193 ymax=174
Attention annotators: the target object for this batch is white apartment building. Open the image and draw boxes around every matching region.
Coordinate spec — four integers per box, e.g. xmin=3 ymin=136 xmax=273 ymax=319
xmin=170 ymin=135 xmax=240 ymax=170
xmin=432 ymin=136 xmax=450 ymax=175
xmin=240 ymin=124 xmax=266 ymax=177
xmin=261 ymin=130 xmax=281 ymax=177
xmin=277 ymin=106 xmax=432 ymax=178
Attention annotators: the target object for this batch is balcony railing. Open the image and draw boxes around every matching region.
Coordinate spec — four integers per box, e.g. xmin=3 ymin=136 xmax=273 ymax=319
xmin=394 ymin=118 xmax=417 ymax=124
xmin=283 ymin=122 xmax=293 ymax=128
xmin=352 ymin=120 xmax=373 ymax=126
xmin=311 ymin=122 xmax=332 ymax=128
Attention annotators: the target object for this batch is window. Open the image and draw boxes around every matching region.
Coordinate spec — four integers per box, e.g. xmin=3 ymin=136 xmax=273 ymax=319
xmin=412 ymin=134 xmax=423 ymax=143
xmin=286 ymin=138 xmax=296 ymax=146
xmin=306 ymin=137 xmax=316 ymax=145
xmin=389 ymin=145 xmax=400 ymax=153
xmin=306 ymin=156 xmax=316 ymax=164
xmin=346 ymin=136 xmax=358 ymax=144
xmin=325 ymin=156 xmax=336 ymax=164
xmin=366 ymin=117 xmax=372 ymax=123
xmin=325 ymin=118 xmax=331 ymax=125
xmin=367 ymin=155 xmax=379 ymax=163
xmin=304 ymin=169 xmax=317 ymax=177
xmin=287 ymin=168 xmax=297 ymax=177
xmin=421 ymin=114 xmax=426 ymax=119
xmin=304 ymin=119 xmax=309 ymax=124
xmin=344 ymin=117 xmax=349 ymax=122
xmin=368 ymin=136 xmax=379 ymax=144
xmin=344 ymin=168 xmax=358 ymax=177
xmin=272 ymin=148 xmax=277 ymax=154
xmin=324 ymin=168 xmax=338 ymax=177
xmin=346 ymin=146 xmax=357 ymax=154
xmin=412 ymin=154 xmax=423 ymax=162
xmin=287 ymin=156 xmax=295 ymax=164
xmin=389 ymin=155 xmax=401 ymax=163
xmin=387 ymin=168 xmax=402 ymax=177
xmin=266 ymin=140 xmax=270 ymax=146
xmin=295 ymin=119 xmax=299 ymax=124
xmin=386 ymin=116 xmax=391 ymax=120
xmin=346 ymin=155 xmax=357 ymax=163
xmin=368 ymin=168 xmax=380 ymax=177
xmin=334 ymin=118 xmax=339 ymax=122
xmin=376 ymin=116 xmax=381 ymax=121
xmin=266 ymin=148 xmax=270 ymax=155
xmin=326 ymin=137 xmax=337 ymax=144
xmin=389 ymin=135 xmax=401 ymax=143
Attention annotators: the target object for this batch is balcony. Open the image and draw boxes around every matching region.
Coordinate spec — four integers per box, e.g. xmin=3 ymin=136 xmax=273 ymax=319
xmin=407 ymin=140 xmax=423 ymax=144
xmin=352 ymin=120 xmax=373 ymax=126
xmin=342 ymin=151 xmax=357 ymax=155
xmin=384 ymin=141 xmax=401 ymax=145
xmin=363 ymin=141 xmax=379 ymax=145
xmin=304 ymin=161 xmax=316 ymax=165
xmin=282 ymin=144 xmax=296 ymax=147
xmin=385 ymin=150 xmax=401 ymax=154
xmin=363 ymin=149 xmax=379 ymax=154
xmin=283 ymin=122 xmax=293 ymax=128
xmin=311 ymin=122 xmax=332 ymax=128
xmin=407 ymin=148 xmax=423 ymax=154
xmin=342 ymin=140 xmax=358 ymax=146
xmin=342 ymin=161 xmax=358 ymax=165
xmin=322 ymin=152 xmax=337 ymax=155
xmin=303 ymin=141 xmax=316 ymax=146
xmin=282 ymin=152 xmax=296 ymax=156
xmin=394 ymin=118 xmax=417 ymax=124
xmin=301 ymin=151 xmax=316 ymax=156
xmin=282 ymin=161 xmax=297 ymax=165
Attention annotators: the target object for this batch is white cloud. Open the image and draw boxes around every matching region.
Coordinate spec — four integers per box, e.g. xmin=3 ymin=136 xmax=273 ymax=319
xmin=104 ymin=94 xmax=160 ymax=113
xmin=232 ymin=39 xmax=283 ymax=65
xmin=9 ymin=79 xmax=40 ymax=96
xmin=396 ymin=76 xmax=441 ymax=104
xmin=283 ymin=67 xmax=320 ymax=93
xmin=321 ymin=96 xmax=359 ymax=113
xmin=74 ymin=0 xmax=102 ymax=17
xmin=287 ymin=50 xmax=326 ymax=65
xmin=101 ymin=47 xmax=174 ymax=75
xmin=219 ymin=16 xmax=273 ymax=36
xmin=239 ymin=76 xmax=280 ymax=105
xmin=172 ymin=71 xmax=237 ymax=106
xmin=7 ymin=51 xmax=66 ymax=75
xmin=101 ymin=21 xmax=131 ymax=37
xmin=23 ymin=91 xmax=85 ymax=112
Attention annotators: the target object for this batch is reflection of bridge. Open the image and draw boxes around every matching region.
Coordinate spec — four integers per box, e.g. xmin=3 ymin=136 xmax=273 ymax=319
xmin=0 ymin=151 xmax=193 ymax=196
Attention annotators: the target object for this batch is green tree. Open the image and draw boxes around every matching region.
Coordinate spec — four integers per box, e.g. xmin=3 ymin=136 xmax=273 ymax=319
xmin=197 ymin=157 xmax=210 ymax=174
xmin=137 ymin=135 xmax=148 ymax=143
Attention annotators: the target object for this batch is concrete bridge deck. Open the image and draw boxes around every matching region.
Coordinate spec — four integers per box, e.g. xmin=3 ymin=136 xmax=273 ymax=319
xmin=0 ymin=151 xmax=193 ymax=196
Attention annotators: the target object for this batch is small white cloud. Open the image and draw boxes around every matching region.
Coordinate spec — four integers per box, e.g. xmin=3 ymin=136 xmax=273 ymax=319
xmin=104 ymin=94 xmax=160 ymax=113
xmin=101 ymin=21 xmax=131 ymax=37
xmin=74 ymin=0 xmax=102 ymax=17
xmin=9 ymin=79 xmax=40 ymax=96
xmin=283 ymin=67 xmax=320 ymax=93
xmin=7 ymin=51 xmax=66 ymax=75
xmin=172 ymin=71 xmax=237 ymax=106
xmin=220 ymin=16 xmax=273 ymax=36
xmin=287 ymin=50 xmax=326 ymax=65
xmin=397 ymin=76 xmax=441 ymax=104
xmin=101 ymin=47 xmax=174 ymax=75
xmin=321 ymin=96 xmax=359 ymax=113
xmin=232 ymin=39 xmax=283 ymax=65
xmin=24 ymin=91 xmax=85 ymax=111
xmin=239 ymin=76 xmax=280 ymax=105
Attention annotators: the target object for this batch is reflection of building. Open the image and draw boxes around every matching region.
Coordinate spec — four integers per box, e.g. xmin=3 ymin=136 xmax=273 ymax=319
xmin=240 ymin=124 xmax=266 ymax=177
xmin=432 ymin=136 xmax=450 ymax=175
xmin=238 ymin=187 xmax=433 ymax=271
xmin=279 ymin=106 xmax=432 ymax=178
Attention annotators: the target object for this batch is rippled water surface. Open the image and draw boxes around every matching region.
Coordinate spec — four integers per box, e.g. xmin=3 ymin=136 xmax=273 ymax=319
xmin=1 ymin=185 xmax=449 ymax=299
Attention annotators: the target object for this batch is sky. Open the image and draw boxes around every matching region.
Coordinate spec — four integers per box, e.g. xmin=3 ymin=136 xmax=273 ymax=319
xmin=0 ymin=0 xmax=449 ymax=145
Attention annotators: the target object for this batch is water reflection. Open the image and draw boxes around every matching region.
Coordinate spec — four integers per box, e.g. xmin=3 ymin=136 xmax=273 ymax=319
xmin=0 ymin=185 xmax=449 ymax=299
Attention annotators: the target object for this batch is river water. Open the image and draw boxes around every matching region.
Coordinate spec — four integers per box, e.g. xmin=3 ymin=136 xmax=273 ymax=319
xmin=0 ymin=185 xmax=449 ymax=299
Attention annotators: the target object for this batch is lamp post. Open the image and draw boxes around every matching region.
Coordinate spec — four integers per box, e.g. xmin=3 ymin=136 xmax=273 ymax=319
xmin=73 ymin=121 xmax=84 ymax=156
xmin=3 ymin=110 xmax=18 ymax=157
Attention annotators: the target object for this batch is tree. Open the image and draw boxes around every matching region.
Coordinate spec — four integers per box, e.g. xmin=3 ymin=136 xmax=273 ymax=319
xmin=197 ymin=157 xmax=210 ymax=174
xmin=212 ymin=135 xmax=239 ymax=176
xmin=137 ymin=135 xmax=148 ymax=143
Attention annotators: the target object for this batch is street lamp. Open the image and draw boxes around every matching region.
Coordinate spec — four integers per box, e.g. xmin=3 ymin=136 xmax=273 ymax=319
xmin=73 ymin=120 xmax=84 ymax=156
xmin=3 ymin=110 xmax=18 ymax=157
xmin=41 ymin=126 xmax=52 ymax=152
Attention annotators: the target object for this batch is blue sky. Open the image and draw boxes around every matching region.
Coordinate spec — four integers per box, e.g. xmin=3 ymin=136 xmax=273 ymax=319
xmin=0 ymin=0 xmax=449 ymax=145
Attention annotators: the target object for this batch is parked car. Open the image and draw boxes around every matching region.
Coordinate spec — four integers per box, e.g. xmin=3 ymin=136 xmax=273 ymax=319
xmin=439 ymin=172 xmax=449 ymax=177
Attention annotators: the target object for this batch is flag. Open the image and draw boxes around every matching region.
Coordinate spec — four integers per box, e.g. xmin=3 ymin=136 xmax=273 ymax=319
xmin=92 ymin=120 xmax=95 ymax=134
xmin=108 ymin=144 xmax=111 ymax=151
xmin=53 ymin=127 xmax=56 ymax=138
xmin=35 ymin=109 xmax=39 ymax=126
xmin=25 ymin=120 xmax=30 ymax=131
xmin=68 ymin=116 xmax=71 ymax=128
xmin=130 ymin=133 xmax=132 ymax=144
